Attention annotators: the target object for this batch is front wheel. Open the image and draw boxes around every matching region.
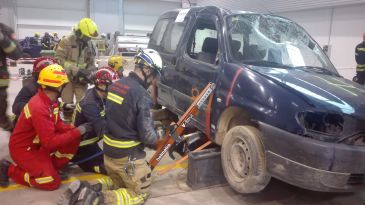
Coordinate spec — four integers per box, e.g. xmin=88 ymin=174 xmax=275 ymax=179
xmin=221 ymin=126 xmax=271 ymax=193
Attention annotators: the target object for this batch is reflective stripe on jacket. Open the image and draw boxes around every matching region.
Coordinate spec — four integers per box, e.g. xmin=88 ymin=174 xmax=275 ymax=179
xmin=9 ymin=89 xmax=81 ymax=159
xmin=355 ymin=42 xmax=365 ymax=71
xmin=72 ymin=88 xmax=105 ymax=147
xmin=103 ymin=72 xmax=158 ymax=159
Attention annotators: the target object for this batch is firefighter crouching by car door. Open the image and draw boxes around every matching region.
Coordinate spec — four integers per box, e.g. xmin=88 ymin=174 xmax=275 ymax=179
xmin=0 ymin=23 xmax=22 ymax=131
xmin=108 ymin=55 xmax=124 ymax=78
xmin=61 ymin=49 xmax=164 ymax=205
xmin=0 ymin=64 xmax=92 ymax=190
xmin=55 ymin=18 xmax=98 ymax=120
xmin=71 ymin=67 xmax=119 ymax=174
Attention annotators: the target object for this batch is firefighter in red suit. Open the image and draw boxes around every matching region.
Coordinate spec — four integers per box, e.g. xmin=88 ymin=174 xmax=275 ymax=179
xmin=0 ymin=64 xmax=91 ymax=190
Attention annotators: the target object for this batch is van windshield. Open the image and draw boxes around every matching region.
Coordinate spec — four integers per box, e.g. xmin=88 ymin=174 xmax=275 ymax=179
xmin=226 ymin=14 xmax=337 ymax=74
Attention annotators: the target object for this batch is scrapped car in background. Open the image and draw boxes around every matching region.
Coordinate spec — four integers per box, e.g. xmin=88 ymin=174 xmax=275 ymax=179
xmin=148 ymin=6 xmax=365 ymax=193
xmin=19 ymin=37 xmax=42 ymax=58
xmin=117 ymin=35 xmax=149 ymax=56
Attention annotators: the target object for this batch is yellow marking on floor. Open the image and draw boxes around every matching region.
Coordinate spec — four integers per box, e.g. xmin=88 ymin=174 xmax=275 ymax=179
xmin=0 ymin=162 xmax=188 ymax=192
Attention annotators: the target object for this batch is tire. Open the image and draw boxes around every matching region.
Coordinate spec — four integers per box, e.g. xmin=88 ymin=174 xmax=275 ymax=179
xmin=221 ymin=126 xmax=271 ymax=193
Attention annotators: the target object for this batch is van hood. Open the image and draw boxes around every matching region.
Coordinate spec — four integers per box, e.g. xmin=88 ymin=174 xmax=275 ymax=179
xmin=251 ymin=66 xmax=365 ymax=116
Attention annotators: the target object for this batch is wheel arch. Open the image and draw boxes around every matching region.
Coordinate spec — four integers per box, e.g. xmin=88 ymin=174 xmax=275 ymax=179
xmin=215 ymin=106 xmax=258 ymax=145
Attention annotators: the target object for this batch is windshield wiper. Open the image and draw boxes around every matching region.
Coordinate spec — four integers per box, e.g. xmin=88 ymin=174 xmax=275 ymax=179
xmin=293 ymin=66 xmax=338 ymax=76
xmin=243 ymin=60 xmax=292 ymax=69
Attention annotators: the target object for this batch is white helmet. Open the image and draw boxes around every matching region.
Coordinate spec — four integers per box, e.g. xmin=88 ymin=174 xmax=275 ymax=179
xmin=101 ymin=33 xmax=106 ymax=38
xmin=134 ymin=49 xmax=163 ymax=75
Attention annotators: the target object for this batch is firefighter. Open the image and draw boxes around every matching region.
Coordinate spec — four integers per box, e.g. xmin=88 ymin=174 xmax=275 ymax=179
xmin=71 ymin=67 xmax=119 ymax=174
xmin=41 ymin=32 xmax=53 ymax=50
xmin=12 ymin=57 xmax=75 ymax=125
xmin=55 ymin=18 xmax=98 ymax=111
xmin=0 ymin=23 xmax=22 ymax=131
xmin=0 ymin=64 xmax=92 ymax=190
xmin=355 ymin=32 xmax=365 ymax=85
xmin=12 ymin=57 xmax=57 ymax=123
xmin=108 ymin=55 xmax=124 ymax=77
xmin=61 ymin=49 xmax=163 ymax=205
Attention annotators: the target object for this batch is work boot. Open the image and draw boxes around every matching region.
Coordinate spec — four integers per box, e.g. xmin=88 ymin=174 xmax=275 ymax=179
xmin=0 ymin=159 xmax=11 ymax=187
xmin=77 ymin=186 xmax=102 ymax=205
xmin=58 ymin=180 xmax=102 ymax=205
xmin=59 ymin=170 xmax=69 ymax=181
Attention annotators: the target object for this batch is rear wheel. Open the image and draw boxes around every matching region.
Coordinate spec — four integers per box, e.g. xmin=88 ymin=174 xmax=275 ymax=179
xmin=221 ymin=126 xmax=271 ymax=193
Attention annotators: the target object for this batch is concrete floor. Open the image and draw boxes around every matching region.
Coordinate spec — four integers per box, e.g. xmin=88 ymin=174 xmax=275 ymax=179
xmin=0 ymin=63 xmax=365 ymax=205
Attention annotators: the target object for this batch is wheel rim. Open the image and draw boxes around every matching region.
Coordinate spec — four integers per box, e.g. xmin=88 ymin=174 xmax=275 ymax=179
xmin=226 ymin=134 xmax=251 ymax=181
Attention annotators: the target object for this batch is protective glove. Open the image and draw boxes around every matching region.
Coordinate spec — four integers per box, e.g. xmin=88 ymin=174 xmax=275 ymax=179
xmin=63 ymin=103 xmax=76 ymax=111
xmin=77 ymin=122 xmax=93 ymax=135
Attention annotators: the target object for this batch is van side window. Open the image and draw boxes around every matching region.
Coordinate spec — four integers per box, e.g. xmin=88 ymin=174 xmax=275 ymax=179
xmin=149 ymin=19 xmax=169 ymax=50
xmin=187 ymin=18 xmax=218 ymax=65
xmin=162 ymin=21 xmax=186 ymax=53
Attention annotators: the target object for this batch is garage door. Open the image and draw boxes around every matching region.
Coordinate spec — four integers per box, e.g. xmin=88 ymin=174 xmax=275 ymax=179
xmin=16 ymin=0 xmax=87 ymax=39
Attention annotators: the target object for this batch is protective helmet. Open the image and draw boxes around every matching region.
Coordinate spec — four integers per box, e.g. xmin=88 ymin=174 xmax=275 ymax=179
xmin=108 ymin=55 xmax=123 ymax=72
xmin=101 ymin=33 xmax=106 ymax=38
xmin=37 ymin=64 xmax=69 ymax=88
xmin=75 ymin=18 xmax=98 ymax=38
xmin=53 ymin=32 xmax=58 ymax=36
xmin=32 ymin=57 xmax=58 ymax=74
xmin=134 ymin=49 xmax=163 ymax=75
xmin=34 ymin=32 xmax=40 ymax=38
xmin=91 ymin=67 xmax=118 ymax=86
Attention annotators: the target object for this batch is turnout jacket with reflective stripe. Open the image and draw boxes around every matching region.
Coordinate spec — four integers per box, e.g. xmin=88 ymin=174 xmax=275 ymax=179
xmin=73 ymin=88 xmax=105 ymax=146
xmin=9 ymin=89 xmax=81 ymax=159
xmin=12 ymin=79 xmax=38 ymax=118
xmin=0 ymin=28 xmax=22 ymax=87
xmin=355 ymin=42 xmax=365 ymax=71
xmin=55 ymin=33 xmax=96 ymax=77
xmin=104 ymin=72 xmax=158 ymax=159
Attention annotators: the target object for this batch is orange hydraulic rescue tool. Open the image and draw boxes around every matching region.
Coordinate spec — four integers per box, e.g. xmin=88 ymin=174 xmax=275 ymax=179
xmin=149 ymin=82 xmax=216 ymax=170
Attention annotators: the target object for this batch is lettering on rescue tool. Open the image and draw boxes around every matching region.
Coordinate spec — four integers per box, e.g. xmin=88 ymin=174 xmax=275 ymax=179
xmin=149 ymin=82 xmax=216 ymax=170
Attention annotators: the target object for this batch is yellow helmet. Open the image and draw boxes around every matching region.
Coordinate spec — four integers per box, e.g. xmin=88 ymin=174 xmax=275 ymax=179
xmin=75 ymin=18 xmax=98 ymax=38
xmin=37 ymin=64 xmax=69 ymax=88
xmin=34 ymin=32 xmax=40 ymax=37
xmin=108 ymin=55 xmax=123 ymax=72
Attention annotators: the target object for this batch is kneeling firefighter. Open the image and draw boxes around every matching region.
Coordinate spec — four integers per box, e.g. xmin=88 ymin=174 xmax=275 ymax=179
xmin=60 ymin=49 xmax=164 ymax=205
xmin=0 ymin=64 xmax=91 ymax=190
xmin=71 ymin=67 xmax=119 ymax=174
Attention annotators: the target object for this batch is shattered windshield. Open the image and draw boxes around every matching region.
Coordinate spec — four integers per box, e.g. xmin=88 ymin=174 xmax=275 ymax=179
xmin=226 ymin=14 xmax=337 ymax=74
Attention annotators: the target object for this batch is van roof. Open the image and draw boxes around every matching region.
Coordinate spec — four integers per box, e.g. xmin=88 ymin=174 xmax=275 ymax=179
xmin=158 ymin=6 xmax=260 ymax=19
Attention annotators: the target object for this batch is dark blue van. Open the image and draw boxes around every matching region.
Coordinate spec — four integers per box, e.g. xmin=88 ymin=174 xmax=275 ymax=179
xmin=148 ymin=6 xmax=365 ymax=193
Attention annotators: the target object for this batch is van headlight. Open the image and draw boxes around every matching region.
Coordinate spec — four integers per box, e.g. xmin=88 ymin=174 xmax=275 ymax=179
xmin=297 ymin=111 xmax=344 ymax=141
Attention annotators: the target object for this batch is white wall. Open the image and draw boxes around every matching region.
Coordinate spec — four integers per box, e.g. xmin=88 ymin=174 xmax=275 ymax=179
xmin=16 ymin=0 xmax=87 ymax=39
xmin=123 ymin=0 xmax=181 ymax=34
xmin=0 ymin=0 xmax=17 ymax=30
xmin=278 ymin=3 xmax=365 ymax=79
xmin=90 ymin=0 xmax=123 ymax=35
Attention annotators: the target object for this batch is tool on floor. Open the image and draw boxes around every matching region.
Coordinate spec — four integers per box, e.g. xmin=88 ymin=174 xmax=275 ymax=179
xmin=149 ymin=82 xmax=216 ymax=170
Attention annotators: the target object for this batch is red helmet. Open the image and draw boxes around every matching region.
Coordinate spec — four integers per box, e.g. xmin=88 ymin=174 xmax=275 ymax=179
xmin=32 ymin=57 xmax=58 ymax=74
xmin=91 ymin=67 xmax=119 ymax=87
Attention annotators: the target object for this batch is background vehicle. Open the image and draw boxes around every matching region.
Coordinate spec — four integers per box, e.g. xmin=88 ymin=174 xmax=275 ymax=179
xmin=117 ymin=35 xmax=149 ymax=56
xmin=149 ymin=6 xmax=365 ymax=193
xmin=18 ymin=37 xmax=42 ymax=58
